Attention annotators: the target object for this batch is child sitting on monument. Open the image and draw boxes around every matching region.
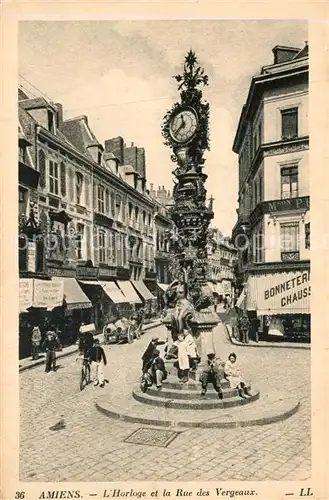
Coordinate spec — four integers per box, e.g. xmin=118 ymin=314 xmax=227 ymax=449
xmin=224 ymin=352 xmax=252 ymax=399
xmin=199 ymin=351 xmax=224 ymax=399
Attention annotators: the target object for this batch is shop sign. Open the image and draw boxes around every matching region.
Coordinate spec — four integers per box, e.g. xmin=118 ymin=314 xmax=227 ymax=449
xmin=33 ymin=279 xmax=64 ymax=308
xmin=19 ymin=279 xmax=33 ymax=312
xmin=250 ymin=196 xmax=310 ymax=226
xmin=27 ymin=242 xmax=36 ymax=273
xmin=247 ymin=270 xmax=310 ymax=314
xmin=76 ymin=266 xmax=99 ymax=279
xmin=222 ymin=281 xmax=232 ymax=295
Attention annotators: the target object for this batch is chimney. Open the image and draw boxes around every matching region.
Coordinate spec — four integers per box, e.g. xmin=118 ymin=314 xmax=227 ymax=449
xmin=272 ymin=45 xmax=300 ymax=65
xmin=56 ymin=103 xmax=63 ymax=127
xmin=104 ymin=136 xmax=124 ymax=164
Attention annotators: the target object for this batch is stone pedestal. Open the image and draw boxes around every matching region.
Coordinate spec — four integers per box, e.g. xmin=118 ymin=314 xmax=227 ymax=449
xmin=162 ymin=306 xmax=220 ymax=384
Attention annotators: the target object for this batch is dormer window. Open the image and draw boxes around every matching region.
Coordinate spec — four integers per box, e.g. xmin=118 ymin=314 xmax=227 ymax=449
xmin=98 ymin=150 xmax=102 ymax=165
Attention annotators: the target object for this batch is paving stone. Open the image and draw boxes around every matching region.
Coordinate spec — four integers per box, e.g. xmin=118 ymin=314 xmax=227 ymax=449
xmin=20 ymin=324 xmax=311 ymax=482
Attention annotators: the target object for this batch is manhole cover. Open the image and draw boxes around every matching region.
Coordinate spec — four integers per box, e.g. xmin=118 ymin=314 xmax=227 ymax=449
xmin=124 ymin=427 xmax=180 ymax=448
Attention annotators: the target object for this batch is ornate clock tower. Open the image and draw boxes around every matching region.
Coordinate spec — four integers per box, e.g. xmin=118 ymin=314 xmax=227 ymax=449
xmin=161 ymin=50 xmax=220 ymax=363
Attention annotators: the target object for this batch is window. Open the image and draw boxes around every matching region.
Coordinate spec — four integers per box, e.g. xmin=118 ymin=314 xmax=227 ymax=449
xmin=19 ymin=187 xmax=28 ymax=217
xmin=105 ymin=189 xmax=110 ymax=214
xmin=19 ymin=146 xmax=26 ymax=164
xmin=49 ymin=160 xmax=59 ymax=195
xmin=98 ymin=229 xmax=106 ymax=263
xmin=281 ymin=223 xmax=300 ymax=260
xmin=76 ymin=223 xmax=84 ymax=259
xmin=97 ymin=185 xmax=105 ymax=213
xmin=305 ymin=222 xmax=310 ymax=250
xmin=253 ymin=226 xmax=264 ymax=263
xmin=281 ymin=167 xmax=298 ymax=199
xmin=281 ymin=108 xmax=298 ymax=139
xmin=115 ymin=195 xmax=121 ymax=220
xmin=75 ymin=172 xmax=83 ymax=205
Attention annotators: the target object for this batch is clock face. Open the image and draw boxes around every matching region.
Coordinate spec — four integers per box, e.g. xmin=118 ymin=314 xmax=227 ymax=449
xmin=169 ymin=108 xmax=198 ymax=144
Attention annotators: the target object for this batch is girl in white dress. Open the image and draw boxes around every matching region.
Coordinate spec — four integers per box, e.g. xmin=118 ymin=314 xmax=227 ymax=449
xmin=224 ymin=352 xmax=252 ymax=399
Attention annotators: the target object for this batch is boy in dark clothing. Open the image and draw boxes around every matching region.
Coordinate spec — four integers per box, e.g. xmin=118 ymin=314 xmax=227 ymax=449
xmin=141 ymin=336 xmax=159 ymax=372
xmin=78 ymin=330 xmax=94 ymax=357
xmin=42 ymin=329 xmax=60 ymax=372
xmin=89 ymin=338 xmax=107 ymax=387
xmin=199 ymin=352 xmax=224 ymax=399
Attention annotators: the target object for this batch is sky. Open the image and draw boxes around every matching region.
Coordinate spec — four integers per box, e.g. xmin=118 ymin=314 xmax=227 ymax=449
xmin=18 ymin=20 xmax=308 ymax=235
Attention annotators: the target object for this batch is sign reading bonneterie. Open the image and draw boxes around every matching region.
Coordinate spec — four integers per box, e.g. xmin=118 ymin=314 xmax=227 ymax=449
xmin=33 ymin=279 xmax=64 ymax=308
xmin=247 ymin=270 xmax=310 ymax=314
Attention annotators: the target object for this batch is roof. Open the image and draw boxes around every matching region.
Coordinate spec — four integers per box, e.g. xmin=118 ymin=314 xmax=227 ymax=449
xmin=60 ymin=116 xmax=102 ymax=161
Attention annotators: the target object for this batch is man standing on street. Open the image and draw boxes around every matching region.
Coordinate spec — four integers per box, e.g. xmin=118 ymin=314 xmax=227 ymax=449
xmin=89 ymin=338 xmax=107 ymax=387
xmin=42 ymin=328 xmax=60 ymax=372
xmin=238 ymin=313 xmax=250 ymax=344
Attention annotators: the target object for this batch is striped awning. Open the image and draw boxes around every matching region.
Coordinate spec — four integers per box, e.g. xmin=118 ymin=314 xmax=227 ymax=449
xmin=99 ymin=281 xmax=129 ymax=304
xmin=116 ymin=280 xmax=142 ymax=304
xmin=158 ymin=283 xmax=169 ymax=292
xmin=52 ymin=277 xmax=91 ymax=310
xmin=132 ymin=280 xmax=156 ymax=301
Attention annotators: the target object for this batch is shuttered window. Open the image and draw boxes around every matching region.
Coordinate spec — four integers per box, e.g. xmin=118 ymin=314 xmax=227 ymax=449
xmin=60 ymin=162 xmax=66 ymax=197
xmin=38 ymin=150 xmax=46 ymax=188
xmin=49 ymin=160 xmax=59 ymax=195
xmin=281 ymin=223 xmax=299 ymax=252
xmin=281 ymin=108 xmax=298 ymax=139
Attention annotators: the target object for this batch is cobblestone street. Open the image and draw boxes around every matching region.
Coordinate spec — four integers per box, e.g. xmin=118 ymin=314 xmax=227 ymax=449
xmin=20 ymin=323 xmax=311 ymax=482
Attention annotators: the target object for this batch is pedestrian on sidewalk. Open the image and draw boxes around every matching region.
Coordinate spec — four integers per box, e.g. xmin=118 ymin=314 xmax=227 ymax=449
xmin=42 ymin=328 xmax=60 ymax=372
xmin=199 ymin=351 xmax=224 ymax=399
xmin=224 ymin=352 xmax=251 ymax=399
xmin=238 ymin=313 xmax=250 ymax=343
xmin=89 ymin=338 xmax=107 ymax=387
xmin=31 ymin=324 xmax=42 ymax=360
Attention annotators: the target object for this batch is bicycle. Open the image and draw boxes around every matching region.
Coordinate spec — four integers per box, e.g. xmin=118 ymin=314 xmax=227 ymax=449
xmin=77 ymin=355 xmax=91 ymax=391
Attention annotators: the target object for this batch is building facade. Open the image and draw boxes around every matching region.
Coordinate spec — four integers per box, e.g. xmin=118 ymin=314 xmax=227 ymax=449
xmin=207 ymin=228 xmax=237 ymax=300
xmin=232 ymin=43 xmax=310 ymax=341
xmin=18 ymin=86 xmax=158 ymax=356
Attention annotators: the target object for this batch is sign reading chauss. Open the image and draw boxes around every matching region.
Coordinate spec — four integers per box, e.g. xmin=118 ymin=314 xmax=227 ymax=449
xmin=247 ymin=270 xmax=310 ymax=315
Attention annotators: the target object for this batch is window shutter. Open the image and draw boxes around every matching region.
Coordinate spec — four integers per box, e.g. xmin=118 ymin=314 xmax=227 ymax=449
xmin=86 ymin=225 xmax=91 ymax=260
xmin=105 ymin=189 xmax=110 ymax=214
xmin=38 ymin=150 xmax=46 ymax=188
xmin=85 ymin=175 xmax=90 ymax=207
xmin=68 ymin=167 xmax=74 ymax=202
xmin=60 ymin=162 xmax=66 ymax=197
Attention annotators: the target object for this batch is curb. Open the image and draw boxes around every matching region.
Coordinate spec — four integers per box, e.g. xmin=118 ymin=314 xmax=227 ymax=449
xmin=95 ymin=397 xmax=300 ymax=429
xmin=224 ymin=323 xmax=310 ymax=350
xmin=19 ymin=320 xmax=162 ymax=373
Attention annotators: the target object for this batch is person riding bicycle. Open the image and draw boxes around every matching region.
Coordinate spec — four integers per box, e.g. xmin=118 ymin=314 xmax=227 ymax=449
xmin=78 ymin=328 xmax=94 ymax=358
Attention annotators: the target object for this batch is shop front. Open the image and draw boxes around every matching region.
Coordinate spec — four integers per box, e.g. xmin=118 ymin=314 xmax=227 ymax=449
xmin=246 ymin=268 xmax=311 ymax=342
xmin=131 ymin=280 xmax=157 ymax=318
xmin=19 ymin=278 xmax=64 ymax=358
xmin=51 ymin=277 xmax=92 ymax=346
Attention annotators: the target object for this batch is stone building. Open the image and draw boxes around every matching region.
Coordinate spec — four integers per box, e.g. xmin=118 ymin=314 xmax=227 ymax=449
xmin=207 ymin=228 xmax=237 ymax=300
xmin=231 ymin=43 xmax=310 ymax=341
xmin=18 ymin=86 xmax=157 ymax=355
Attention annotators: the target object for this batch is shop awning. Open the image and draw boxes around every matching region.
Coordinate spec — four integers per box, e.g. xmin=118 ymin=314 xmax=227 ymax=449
xmin=246 ymin=270 xmax=310 ymax=315
xmin=158 ymin=283 xmax=169 ymax=292
xmin=98 ymin=281 xmax=129 ymax=304
xmin=78 ymin=280 xmax=100 ymax=286
xmin=52 ymin=277 xmax=91 ymax=310
xmin=236 ymin=290 xmax=246 ymax=309
xmin=132 ymin=280 xmax=156 ymax=301
xmin=214 ymin=282 xmax=224 ymax=295
xmin=116 ymin=280 xmax=142 ymax=304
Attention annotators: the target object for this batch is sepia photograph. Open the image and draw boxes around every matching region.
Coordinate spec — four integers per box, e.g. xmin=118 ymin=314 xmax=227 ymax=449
xmin=15 ymin=19 xmax=312 ymax=484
